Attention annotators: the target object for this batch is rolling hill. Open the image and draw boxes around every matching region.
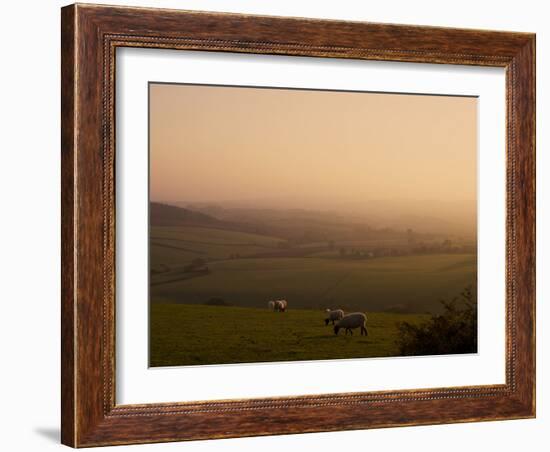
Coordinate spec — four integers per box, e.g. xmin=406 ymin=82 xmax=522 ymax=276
xmin=150 ymin=202 xmax=226 ymax=227
xmin=150 ymin=202 xmax=270 ymax=235
xmin=149 ymin=202 xmax=477 ymax=315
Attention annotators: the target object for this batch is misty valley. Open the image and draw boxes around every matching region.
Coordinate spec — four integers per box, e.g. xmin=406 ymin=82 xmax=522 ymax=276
xmin=149 ymin=201 xmax=477 ymax=366
xmin=148 ymin=83 xmax=478 ymax=367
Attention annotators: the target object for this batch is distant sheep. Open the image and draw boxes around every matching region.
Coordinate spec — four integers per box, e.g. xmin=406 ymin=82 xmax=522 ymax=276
xmin=334 ymin=312 xmax=368 ymax=336
xmin=267 ymin=299 xmax=288 ymax=312
xmin=324 ymin=309 xmax=344 ymax=326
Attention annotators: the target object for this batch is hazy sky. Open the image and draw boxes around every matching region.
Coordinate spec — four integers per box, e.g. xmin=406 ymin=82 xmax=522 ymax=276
xmin=149 ymin=83 xmax=477 ymax=210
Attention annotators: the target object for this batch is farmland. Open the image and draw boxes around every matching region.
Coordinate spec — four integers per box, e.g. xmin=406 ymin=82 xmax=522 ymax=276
xmin=149 ymin=203 xmax=477 ymax=366
xmin=150 ymin=304 xmax=430 ymax=367
xmin=150 ymin=225 xmax=476 ymax=314
xmin=150 ymin=225 xmax=285 ymax=272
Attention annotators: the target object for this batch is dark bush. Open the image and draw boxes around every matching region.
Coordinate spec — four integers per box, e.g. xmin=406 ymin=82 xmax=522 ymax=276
xmin=204 ymin=297 xmax=232 ymax=306
xmin=396 ymin=286 xmax=477 ymax=356
xmin=184 ymin=257 xmax=208 ymax=272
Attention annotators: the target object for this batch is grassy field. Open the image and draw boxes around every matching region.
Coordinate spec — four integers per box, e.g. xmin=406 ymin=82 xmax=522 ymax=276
xmin=150 ymin=224 xmax=476 ymax=314
xmin=150 ymin=304 xmax=430 ymax=367
xmin=150 ymin=226 xmax=284 ymax=271
xmin=151 ymin=253 xmax=476 ymax=314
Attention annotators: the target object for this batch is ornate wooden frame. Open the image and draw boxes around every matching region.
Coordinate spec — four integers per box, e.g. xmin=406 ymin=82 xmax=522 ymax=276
xmin=61 ymin=3 xmax=535 ymax=447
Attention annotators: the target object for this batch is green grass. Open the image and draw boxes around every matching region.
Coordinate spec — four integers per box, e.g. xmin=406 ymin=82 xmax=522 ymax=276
xmin=151 ymin=225 xmax=285 ymax=244
xmin=150 ymin=226 xmax=285 ymax=271
xmin=150 ymin=304 xmax=430 ymax=367
xmin=151 ymin=254 xmax=476 ymax=314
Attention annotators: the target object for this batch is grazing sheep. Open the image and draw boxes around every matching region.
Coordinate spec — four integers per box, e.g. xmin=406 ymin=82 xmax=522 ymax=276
xmin=325 ymin=309 xmax=345 ymax=326
xmin=268 ymin=300 xmax=275 ymax=311
xmin=334 ymin=312 xmax=368 ymax=336
xmin=274 ymin=299 xmax=288 ymax=312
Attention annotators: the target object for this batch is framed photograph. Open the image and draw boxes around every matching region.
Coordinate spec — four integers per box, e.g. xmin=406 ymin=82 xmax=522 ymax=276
xmin=61 ymin=4 xmax=535 ymax=447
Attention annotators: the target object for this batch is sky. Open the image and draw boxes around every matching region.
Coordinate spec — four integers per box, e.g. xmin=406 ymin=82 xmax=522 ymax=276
xmin=149 ymin=83 xmax=477 ymax=212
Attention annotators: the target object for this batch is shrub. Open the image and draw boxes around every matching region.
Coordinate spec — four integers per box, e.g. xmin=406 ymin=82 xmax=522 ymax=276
xmin=204 ymin=297 xmax=232 ymax=306
xmin=184 ymin=258 xmax=208 ymax=272
xmin=396 ymin=286 xmax=477 ymax=356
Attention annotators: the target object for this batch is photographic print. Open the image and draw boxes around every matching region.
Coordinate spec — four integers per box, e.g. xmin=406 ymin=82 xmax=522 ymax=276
xmin=61 ymin=6 xmax=535 ymax=444
xmin=148 ymin=83 xmax=478 ymax=367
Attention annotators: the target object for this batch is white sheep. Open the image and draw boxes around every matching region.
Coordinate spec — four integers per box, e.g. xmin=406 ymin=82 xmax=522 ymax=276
xmin=267 ymin=300 xmax=275 ymax=311
xmin=274 ymin=299 xmax=288 ymax=312
xmin=324 ymin=308 xmax=345 ymax=326
xmin=334 ymin=312 xmax=368 ymax=336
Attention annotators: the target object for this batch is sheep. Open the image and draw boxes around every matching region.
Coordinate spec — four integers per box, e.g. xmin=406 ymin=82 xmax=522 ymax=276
xmin=267 ymin=299 xmax=288 ymax=312
xmin=274 ymin=299 xmax=288 ymax=312
xmin=334 ymin=312 xmax=368 ymax=336
xmin=324 ymin=309 xmax=344 ymax=326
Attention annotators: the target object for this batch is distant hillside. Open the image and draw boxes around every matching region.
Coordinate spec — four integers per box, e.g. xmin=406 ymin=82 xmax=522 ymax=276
xmin=176 ymin=199 xmax=476 ymax=238
xmin=150 ymin=202 xmax=267 ymax=235
xmin=175 ymin=203 xmax=420 ymax=243
xmin=150 ymin=202 xmax=222 ymax=226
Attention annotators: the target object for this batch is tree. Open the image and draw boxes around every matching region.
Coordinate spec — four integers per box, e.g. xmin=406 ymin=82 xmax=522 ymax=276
xmin=442 ymin=239 xmax=453 ymax=249
xmin=185 ymin=257 xmax=207 ymax=272
xmin=407 ymin=228 xmax=416 ymax=245
xmin=192 ymin=257 xmax=205 ymax=266
xmin=396 ymin=286 xmax=477 ymax=356
xmin=204 ymin=297 xmax=231 ymax=306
